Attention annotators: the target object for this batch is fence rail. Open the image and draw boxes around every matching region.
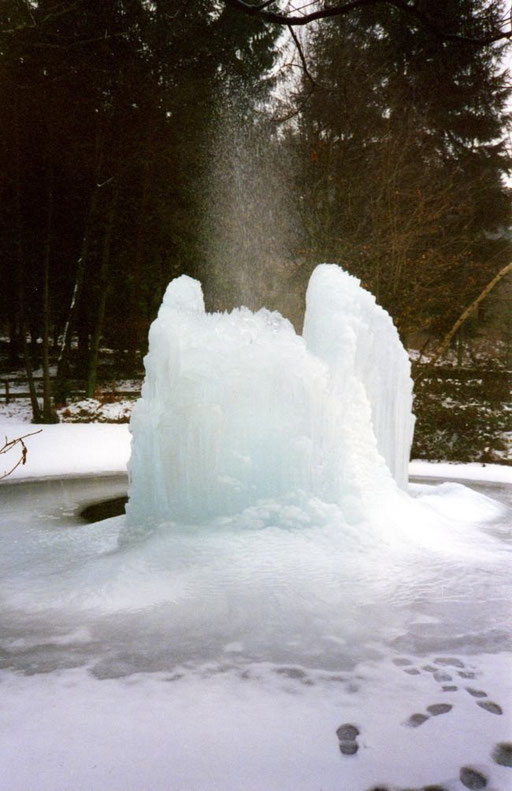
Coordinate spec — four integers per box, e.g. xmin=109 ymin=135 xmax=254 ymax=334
xmin=0 ymin=377 xmax=142 ymax=404
xmin=1 ymin=366 xmax=509 ymax=404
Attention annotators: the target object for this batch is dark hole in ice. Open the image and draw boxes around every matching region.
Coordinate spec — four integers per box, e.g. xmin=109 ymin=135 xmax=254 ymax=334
xmin=80 ymin=496 xmax=127 ymax=522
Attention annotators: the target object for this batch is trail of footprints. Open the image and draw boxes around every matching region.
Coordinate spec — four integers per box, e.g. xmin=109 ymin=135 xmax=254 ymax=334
xmin=392 ymin=655 xmax=504 ymax=723
xmin=335 ymin=655 xmax=510 ymax=790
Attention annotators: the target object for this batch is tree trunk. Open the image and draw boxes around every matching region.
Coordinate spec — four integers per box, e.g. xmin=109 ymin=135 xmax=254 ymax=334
xmin=13 ymin=97 xmax=40 ymax=422
xmin=86 ymin=183 xmax=118 ymax=397
xmin=125 ymin=123 xmax=154 ymax=373
xmin=415 ymin=261 xmax=512 ymax=381
xmin=76 ymin=317 xmax=90 ymax=373
xmin=433 ymin=262 xmax=512 ymax=366
xmin=56 ymin=130 xmax=105 ymax=395
xmin=456 ymin=327 xmax=464 ymax=368
xmin=41 ymin=175 xmax=54 ymax=422
xmin=20 ymin=329 xmax=41 ymax=423
xmin=7 ymin=311 xmax=20 ymax=367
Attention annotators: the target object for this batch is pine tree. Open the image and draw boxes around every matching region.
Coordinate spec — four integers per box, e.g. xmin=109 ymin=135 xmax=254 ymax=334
xmin=292 ymin=0 xmax=511 ymax=342
xmin=0 ymin=0 xmax=281 ymax=390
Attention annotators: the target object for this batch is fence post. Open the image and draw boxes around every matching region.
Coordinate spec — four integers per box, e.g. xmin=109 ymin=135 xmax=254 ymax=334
xmin=4 ymin=381 xmax=9 ymax=405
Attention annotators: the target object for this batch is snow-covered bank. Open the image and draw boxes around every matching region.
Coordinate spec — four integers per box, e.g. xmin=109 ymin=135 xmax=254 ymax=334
xmin=409 ymin=459 xmax=512 ymax=485
xmin=1 ymin=421 xmax=510 ymax=486
xmin=0 ymin=423 xmax=131 ymax=481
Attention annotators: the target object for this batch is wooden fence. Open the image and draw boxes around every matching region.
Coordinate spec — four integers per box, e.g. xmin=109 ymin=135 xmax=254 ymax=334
xmin=1 ymin=367 xmax=509 ymax=404
xmin=0 ymin=377 xmax=143 ymax=404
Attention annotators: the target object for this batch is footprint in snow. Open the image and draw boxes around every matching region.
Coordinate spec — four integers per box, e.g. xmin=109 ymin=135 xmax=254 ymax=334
xmin=459 ymin=766 xmax=488 ymax=789
xmin=492 ymin=741 xmax=512 ymax=767
xmin=465 ymin=687 xmax=487 ymax=698
xmin=477 ymin=700 xmax=503 ymax=715
xmin=404 ymin=703 xmax=452 ymax=727
xmin=434 ymin=656 xmax=465 ymax=669
xmin=336 ymin=722 xmax=359 ymax=755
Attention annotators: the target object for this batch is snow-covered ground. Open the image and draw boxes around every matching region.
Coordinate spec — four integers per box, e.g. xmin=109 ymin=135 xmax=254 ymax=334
xmin=0 ymin=654 xmax=510 ymax=791
xmin=0 ymin=416 xmax=511 ymax=790
xmin=1 ymin=423 xmax=131 ymax=481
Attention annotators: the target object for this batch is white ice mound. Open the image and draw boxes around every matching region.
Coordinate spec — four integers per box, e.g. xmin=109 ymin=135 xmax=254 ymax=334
xmin=126 ymin=264 xmax=415 ymax=532
xmin=304 ymin=265 xmax=415 ymax=488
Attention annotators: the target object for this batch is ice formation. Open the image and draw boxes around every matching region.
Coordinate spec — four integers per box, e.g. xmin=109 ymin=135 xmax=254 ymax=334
xmin=126 ymin=264 xmax=415 ymax=531
xmin=1 ymin=265 xmax=510 ymax=791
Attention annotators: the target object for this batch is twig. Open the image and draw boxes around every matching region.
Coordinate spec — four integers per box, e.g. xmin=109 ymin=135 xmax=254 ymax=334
xmin=0 ymin=429 xmax=42 ymax=480
xmin=287 ymin=24 xmax=316 ymax=86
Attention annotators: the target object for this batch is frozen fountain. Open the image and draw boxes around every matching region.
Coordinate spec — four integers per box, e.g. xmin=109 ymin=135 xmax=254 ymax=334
xmin=1 ymin=263 xmax=510 ymax=791
xmin=126 ymin=264 xmax=415 ymax=535
xmin=2 ymin=264 xmax=507 ymax=664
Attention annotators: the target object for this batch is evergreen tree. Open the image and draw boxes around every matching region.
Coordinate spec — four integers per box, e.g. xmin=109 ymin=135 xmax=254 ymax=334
xmin=292 ymin=0 xmax=511 ymax=342
xmin=0 ymin=0 xmax=280 ymax=400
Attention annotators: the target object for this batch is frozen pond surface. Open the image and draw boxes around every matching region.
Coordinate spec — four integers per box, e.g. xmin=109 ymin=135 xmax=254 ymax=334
xmin=1 ymin=473 xmax=510 ymax=674
xmin=0 ymin=474 xmax=511 ymax=791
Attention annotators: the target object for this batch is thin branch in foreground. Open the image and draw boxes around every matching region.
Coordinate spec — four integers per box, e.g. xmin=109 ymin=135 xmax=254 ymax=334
xmin=287 ymin=23 xmax=316 ymax=86
xmin=0 ymin=430 xmax=42 ymax=480
xmin=224 ymin=0 xmax=512 ymax=44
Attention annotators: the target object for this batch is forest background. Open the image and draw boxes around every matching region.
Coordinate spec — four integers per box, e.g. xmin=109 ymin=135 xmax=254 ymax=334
xmin=0 ymin=0 xmax=510 ymax=463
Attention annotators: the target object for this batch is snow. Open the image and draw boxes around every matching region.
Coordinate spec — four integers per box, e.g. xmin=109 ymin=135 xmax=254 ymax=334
xmin=0 ymin=458 xmax=511 ymax=791
xmin=0 ymin=654 xmax=510 ymax=791
xmin=0 ymin=423 xmax=130 ymax=481
xmin=58 ymin=396 xmax=133 ymax=423
xmin=410 ymin=459 xmax=512 ymax=485
xmin=0 ymin=398 xmax=35 ymax=424
xmin=0 ymin=266 xmax=510 ymax=790
xmin=0 ymin=385 xmax=139 ymax=425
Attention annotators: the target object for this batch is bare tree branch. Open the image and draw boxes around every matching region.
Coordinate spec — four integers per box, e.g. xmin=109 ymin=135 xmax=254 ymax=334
xmin=224 ymin=0 xmax=512 ymax=44
xmin=0 ymin=429 xmax=42 ymax=480
xmin=287 ymin=23 xmax=316 ymax=86
xmin=415 ymin=262 xmax=512 ymax=379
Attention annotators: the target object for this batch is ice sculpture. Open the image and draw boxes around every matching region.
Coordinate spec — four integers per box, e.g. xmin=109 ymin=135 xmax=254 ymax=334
xmin=126 ymin=264 xmax=415 ymax=531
